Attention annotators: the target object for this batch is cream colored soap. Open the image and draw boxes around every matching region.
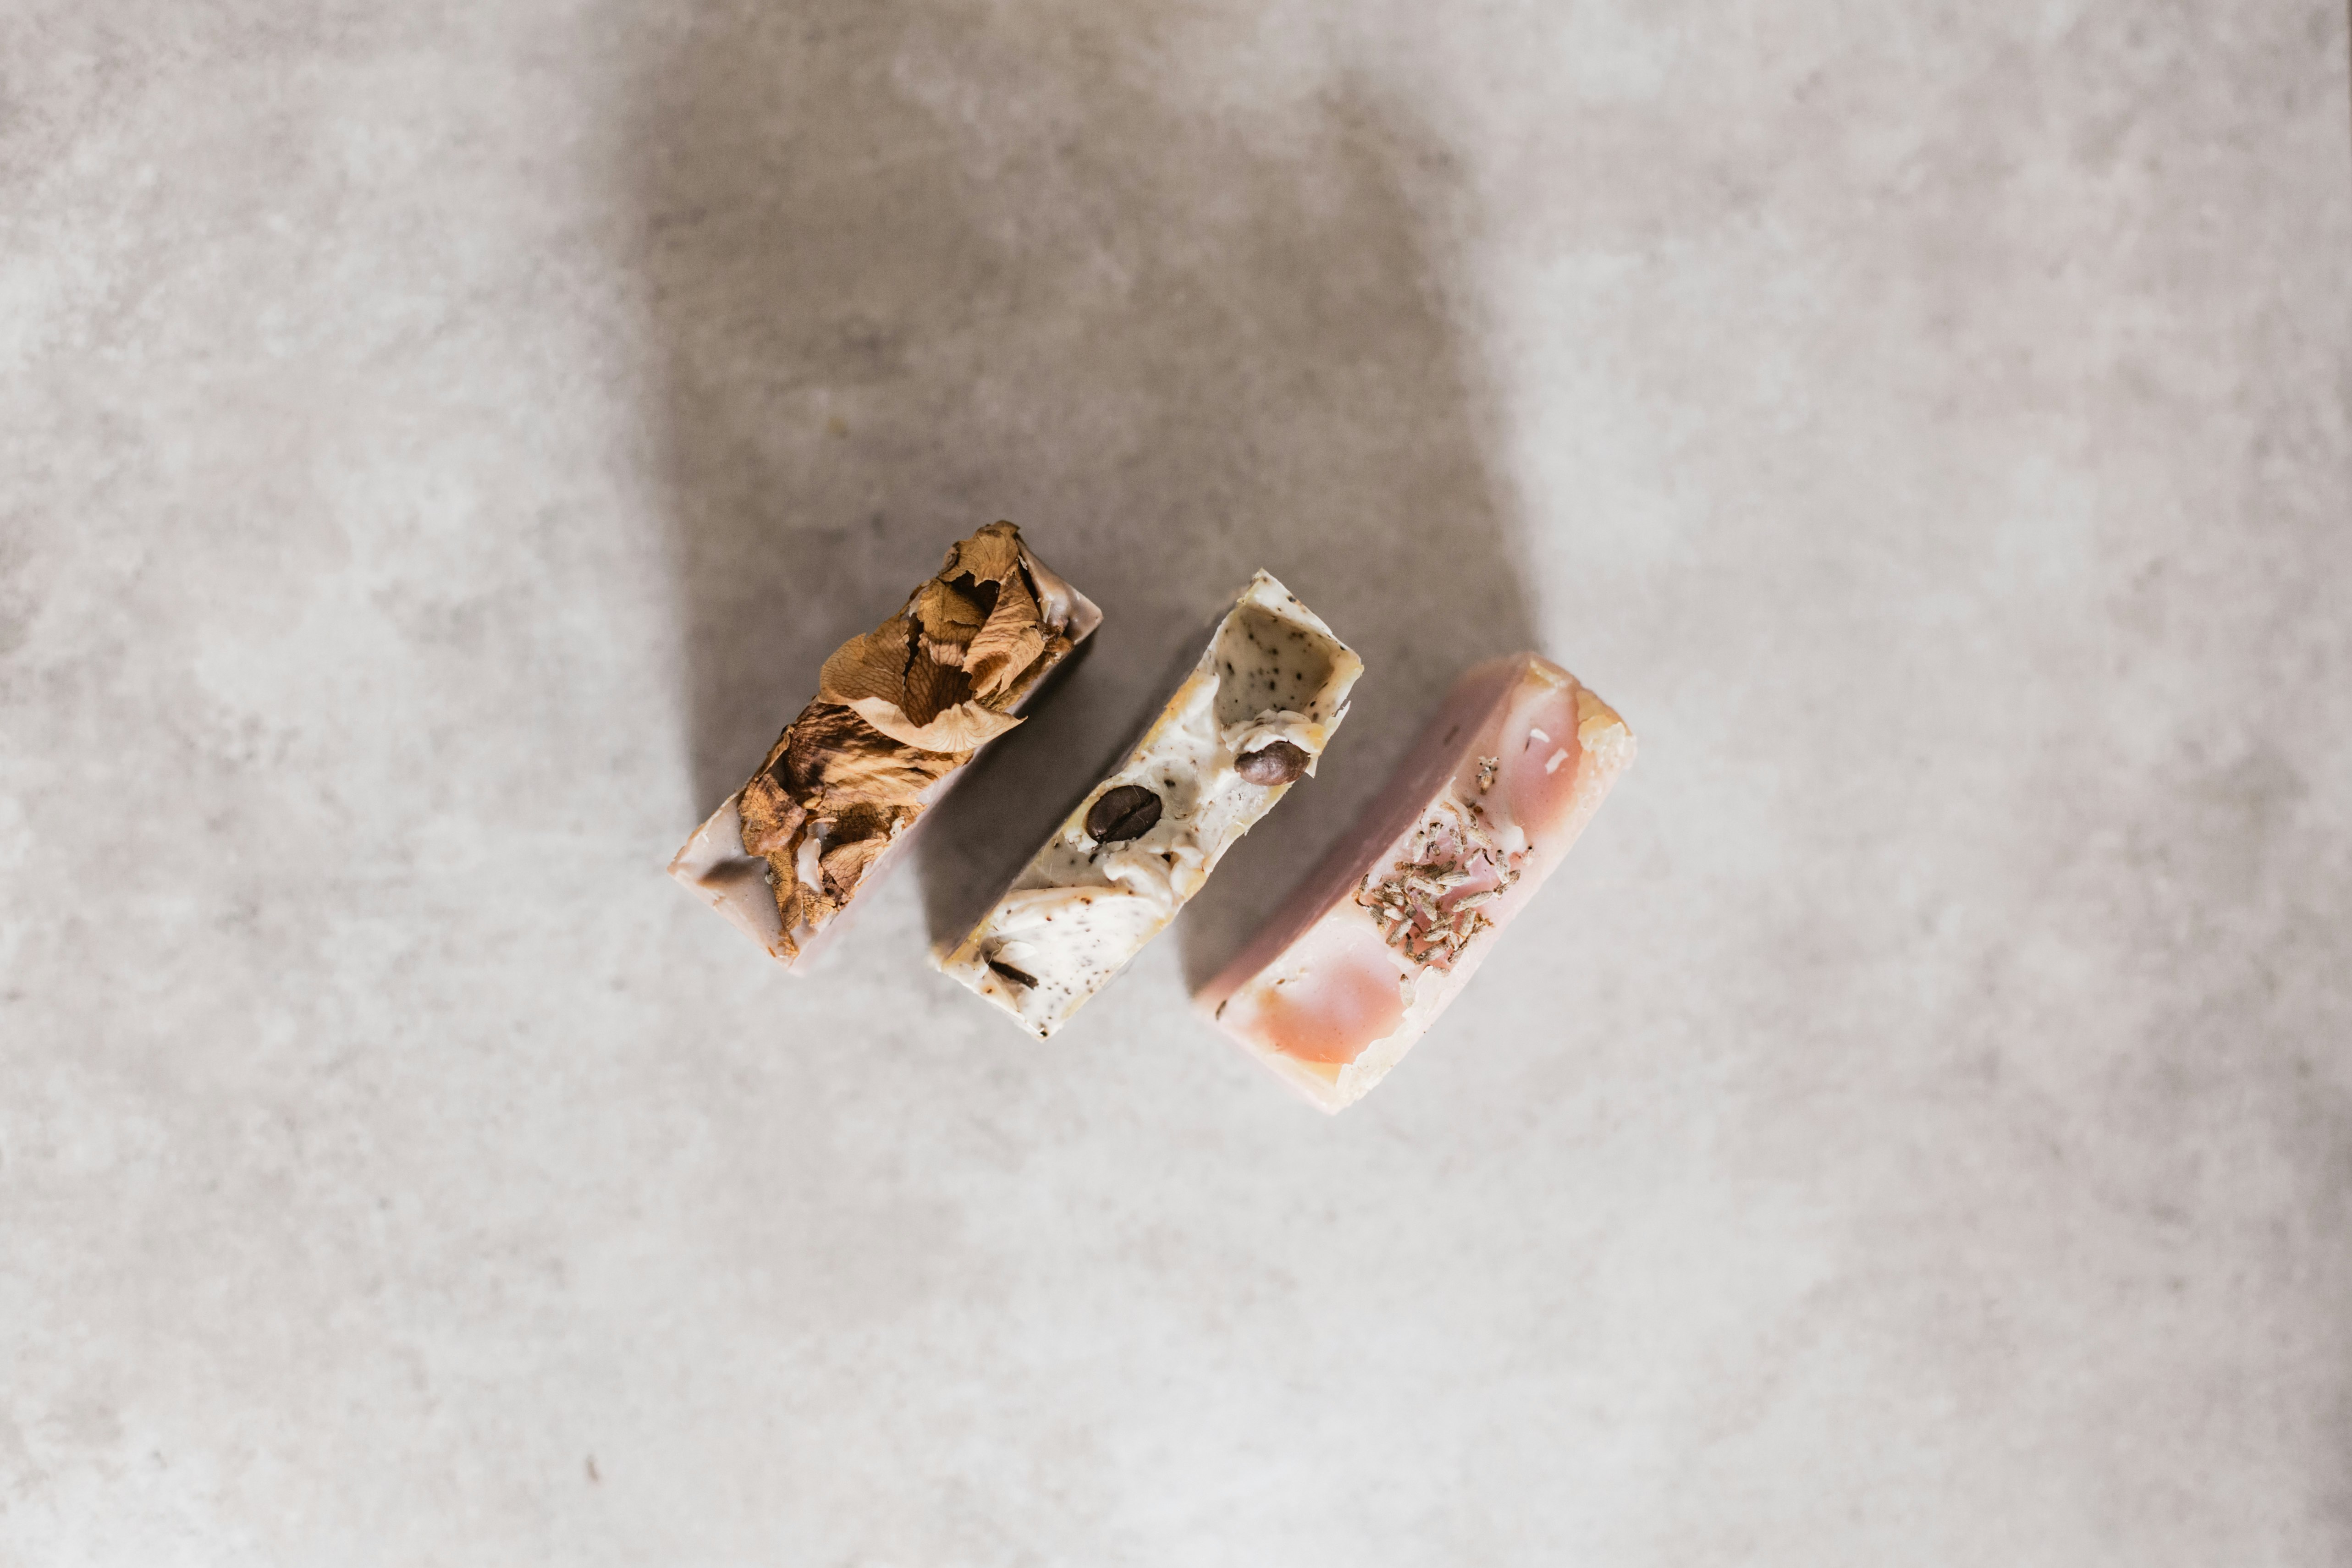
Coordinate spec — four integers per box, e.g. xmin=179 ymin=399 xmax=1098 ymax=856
xmin=1196 ymin=653 xmax=1632 ymax=1112
xmin=941 ymin=572 xmax=1362 ymax=1037
xmin=669 ymin=523 xmax=1102 ymax=972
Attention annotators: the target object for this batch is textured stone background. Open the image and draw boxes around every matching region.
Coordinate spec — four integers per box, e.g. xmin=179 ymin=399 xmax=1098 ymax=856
xmin=4 ymin=1 xmax=2348 ymax=1562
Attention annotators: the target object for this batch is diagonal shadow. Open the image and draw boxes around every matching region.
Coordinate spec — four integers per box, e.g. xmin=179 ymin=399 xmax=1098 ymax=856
xmin=628 ymin=3 xmax=1535 ymax=993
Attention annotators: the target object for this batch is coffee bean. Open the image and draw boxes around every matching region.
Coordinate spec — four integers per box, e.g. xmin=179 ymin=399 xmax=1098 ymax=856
xmin=987 ymin=957 xmax=1037 ymax=988
xmin=1085 ymin=783 xmax=1162 ymax=843
xmin=1235 ymin=740 xmax=1309 ymax=785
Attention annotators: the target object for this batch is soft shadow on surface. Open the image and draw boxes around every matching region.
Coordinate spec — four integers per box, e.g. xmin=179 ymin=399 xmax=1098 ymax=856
xmin=628 ymin=3 xmax=1534 ymax=989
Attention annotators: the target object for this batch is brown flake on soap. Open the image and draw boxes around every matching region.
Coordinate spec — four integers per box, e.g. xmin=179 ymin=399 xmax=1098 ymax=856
xmin=735 ymin=521 xmax=1075 ymax=943
xmin=819 ymin=833 xmax=889 ymax=899
xmin=911 ymin=577 xmax=993 ymax=666
xmin=738 ymin=770 xmax=806 ymax=858
xmin=773 ymin=879 xmax=842 ymax=957
xmin=942 ymin=521 xmax=1026 ymax=584
xmin=783 ymin=708 xmax=956 ymax=808
xmin=963 ymin=572 xmax=1047 ymax=699
xmin=1354 ymin=797 xmax=1517 ymax=973
xmin=986 ymin=957 xmax=1038 ymax=989
xmin=816 ymin=616 xmax=914 ymax=710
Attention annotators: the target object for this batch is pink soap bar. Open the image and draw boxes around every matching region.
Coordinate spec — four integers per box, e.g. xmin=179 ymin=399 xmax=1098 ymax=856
xmin=1197 ymin=653 xmax=1634 ymax=1112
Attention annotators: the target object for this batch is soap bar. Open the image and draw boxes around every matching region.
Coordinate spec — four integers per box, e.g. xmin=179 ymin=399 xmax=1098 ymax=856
xmin=669 ymin=523 xmax=1102 ymax=970
xmin=1196 ymin=653 xmax=1633 ymax=1111
xmin=940 ymin=572 xmax=1363 ymax=1036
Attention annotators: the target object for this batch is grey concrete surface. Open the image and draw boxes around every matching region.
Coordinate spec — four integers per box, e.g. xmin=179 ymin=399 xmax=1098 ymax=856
xmin=3 ymin=1 xmax=2349 ymax=1562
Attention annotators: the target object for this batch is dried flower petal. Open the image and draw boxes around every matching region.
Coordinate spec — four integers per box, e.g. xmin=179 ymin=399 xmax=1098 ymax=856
xmin=738 ymin=772 xmax=806 ymax=857
xmin=912 ymin=578 xmax=995 ymax=662
xmin=820 ymin=835 xmax=888 ymax=898
xmin=735 ymin=521 xmax=1080 ymax=939
xmin=848 ymin=696 xmax=1025 ymax=753
xmin=820 ymin=801 xmax=898 ymax=843
xmin=962 ymin=571 xmax=1047 ymax=699
xmin=785 ymin=707 xmax=954 ymax=805
xmin=942 ymin=521 xmax=1026 ymax=585
xmin=1011 ymin=632 xmax=1074 ymax=700
xmin=776 ymin=879 xmax=817 ymax=936
xmin=900 ymin=651 xmax=976 ymax=728
xmin=817 ymin=616 xmax=915 ymax=708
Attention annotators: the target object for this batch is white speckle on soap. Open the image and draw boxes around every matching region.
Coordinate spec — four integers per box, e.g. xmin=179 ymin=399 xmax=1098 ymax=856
xmin=1544 ymin=747 xmax=1570 ymax=775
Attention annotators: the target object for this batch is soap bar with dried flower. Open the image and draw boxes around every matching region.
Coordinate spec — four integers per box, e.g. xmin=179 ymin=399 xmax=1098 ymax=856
xmin=940 ymin=572 xmax=1362 ymax=1037
xmin=1195 ymin=653 xmax=1633 ymax=1112
xmin=668 ymin=523 xmax=1102 ymax=970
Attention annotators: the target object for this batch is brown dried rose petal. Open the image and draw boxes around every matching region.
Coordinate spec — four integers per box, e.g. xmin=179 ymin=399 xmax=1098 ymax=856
xmin=1085 ymin=783 xmax=1162 ymax=844
xmin=822 ymin=743 xmax=958 ymax=806
xmin=821 ymin=800 xmax=898 ymax=843
xmin=848 ymin=695 xmax=1024 ymax=754
xmin=769 ymin=909 xmax=800 ymax=961
xmin=913 ymin=577 xmax=995 ymax=660
xmin=900 ymin=649 xmax=975 ymax=728
xmin=816 ymin=615 xmax=914 ymax=708
xmin=738 ymin=521 xmax=1075 ymax=939
xmin=995 ymin=631 xmax=1072 ymax=708
xmin=819 ymin=834 xmax=888 ymax=899
xmin=1234 ymin=740 xmax=1309 ymax=786
xmin=782 ymin=706 xmax=876 ymax=790
xmin=738 ymin=772 xmax=806 ymax=856
xmin=962 ymin=571 xmax=1046 ymax=699
xmin=782 ymin=708 xmax=935 ymax=801
xmin=777 ymin=878 xmax=837 ymax=937
xmin=942 ymin=521 xmax=1025 ymax=585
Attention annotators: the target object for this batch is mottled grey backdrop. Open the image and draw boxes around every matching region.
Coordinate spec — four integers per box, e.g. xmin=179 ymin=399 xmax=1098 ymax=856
xmin=3 ymin=0 xmax=2347 ymax=1562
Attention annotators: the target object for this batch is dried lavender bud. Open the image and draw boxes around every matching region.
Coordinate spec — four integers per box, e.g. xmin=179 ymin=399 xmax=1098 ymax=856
xmin=986 ymin=957 xmax=1038 ymax=989
xmin=1084 ymin=783 xmax=1162 ymax=844
xmin=1234 ymin=740 xmax=1309 ymax=786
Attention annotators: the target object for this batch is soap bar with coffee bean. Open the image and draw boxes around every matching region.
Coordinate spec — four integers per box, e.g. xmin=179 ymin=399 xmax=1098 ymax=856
xmin=1195 ymin=653 xmax=1633 ymax=1112
xmin=939 ymin=572 xmax=1362 ymax=1036
xmin=669 ymin=522 xmax=1102 ymax=971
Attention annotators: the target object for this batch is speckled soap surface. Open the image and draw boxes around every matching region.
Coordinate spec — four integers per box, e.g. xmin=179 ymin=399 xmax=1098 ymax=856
xmin=3 ymin=0 xmax=2348 ymax=1562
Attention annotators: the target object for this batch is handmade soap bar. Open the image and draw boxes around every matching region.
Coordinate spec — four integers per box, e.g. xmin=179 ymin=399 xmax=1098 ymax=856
xmin=669 ymin=523 xmax=1101 ymax=970
xmin=940 ymin=572 xmax=1362 ymax=1037
xmin=1196 ymin=653 xmax=1633 ymax=1111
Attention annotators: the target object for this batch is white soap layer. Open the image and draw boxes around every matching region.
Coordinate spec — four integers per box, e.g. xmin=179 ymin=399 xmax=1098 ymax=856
xmin=940 ymin=572 xmax=1362 ymax=1037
